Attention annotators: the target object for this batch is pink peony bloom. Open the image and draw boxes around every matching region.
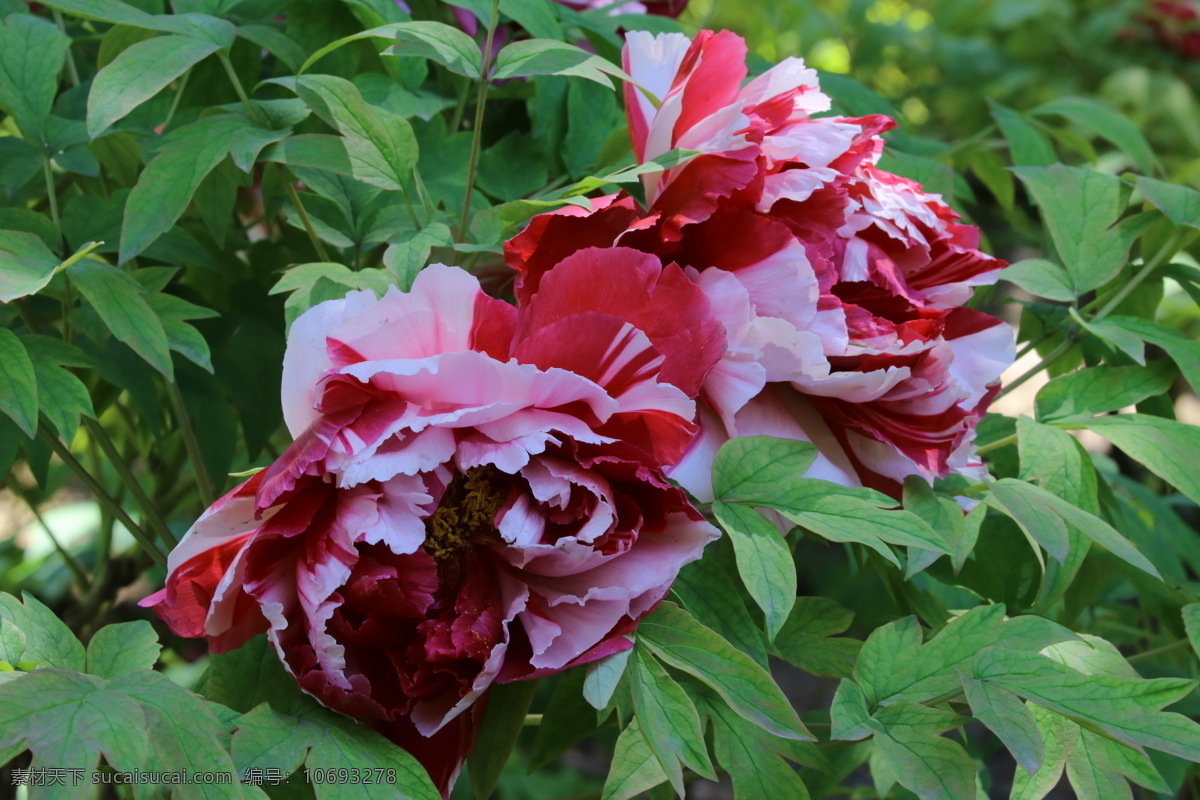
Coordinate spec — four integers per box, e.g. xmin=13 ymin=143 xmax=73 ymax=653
xmin=143 ymin=258 xmax=721 ymax=795
xmin=506 ymin=30 xmax=1014 ymax=499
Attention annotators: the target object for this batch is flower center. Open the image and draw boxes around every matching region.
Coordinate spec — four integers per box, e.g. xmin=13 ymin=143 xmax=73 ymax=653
xmin=423 ymin=465 xmax=507 ymax=561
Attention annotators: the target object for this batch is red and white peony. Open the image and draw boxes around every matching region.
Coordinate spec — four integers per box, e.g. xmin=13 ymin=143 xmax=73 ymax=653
xmin=142 ymin=257 xmax=721 ymax=795
xmin=506 ymin=30 xmax=1015 ymax=500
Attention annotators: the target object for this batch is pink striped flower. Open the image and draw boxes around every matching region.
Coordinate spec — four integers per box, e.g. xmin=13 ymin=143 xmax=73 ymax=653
xmin=143 ymin=257 xmax=721 ymax=795
xmin=507 ymin=30 xmax=1014 ymax=499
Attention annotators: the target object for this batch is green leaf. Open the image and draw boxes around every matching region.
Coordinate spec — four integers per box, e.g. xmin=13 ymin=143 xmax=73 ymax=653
xmin=146 ymin=293 xmax=217 ymax=373
xmin=705 ymin=697 xmax=813 ymax=800
xmin=1031 ymin=97 xmax=1158 ymax=174
xmin=637 ymin=602 xmax=812 ymax=741
xmin=1017 ymin=417 xmax=1098 ymax=513
xmin=68 ymin=259 xmax=174 ymax=378
xmin=856 ymin=606 xmax=1074 ymax=707
xmin=305 ymin=21 xmax=482 ymax=78
xmin=872 ymin=721 xmax=977 ymax=800
xmin=902 ymin=476 xmax=964 ymax=577
xmin=628 ymin=645 xmax=715 ymax=793
xmin=1012 ymin=165 xmax=1144 ymax=294
xmin=42 ymin=1 xmax=236 ymax=45
xmin=0 ymin=229 xmax=63 ymax=303
xmin=830 ymin=680 xmax=874 ymax=741
xmin=601 ymin=719 xmax=668 ymax=800
xmin=492 ymin=39 xmax=632 ymax=87
xmin=1094 ymin=316 xmax=1200 ymax=398
xmin=501 ymin=0 xmax=562 ymax=40
xmin=1083 ymin=414 xmax=1200 ymax=506
xmin=583 ymin=646 xmax=632 ymax=711
xmin=261 ymin=133 xmax=356 ymax=174
xmin=23 ymin=335 xmax=94 ymax=442
xmin=987 ymin=478 xmax=1159 ymax=577
xmin=0 ymin=13 xmax=69 ymax=143
xmin=121 ymin=115 xmax=288 ymax=262
xmin=877 ymin=149 xmax=955 ymax=202
xmin=670 ymin=555 xmax=769 ymax=667
xmin=85 ymin=620 xmax=161 ymax=679
xmin=383 ymin=223 xmax=453 ymax=290
xmin=237 ymin=24 xmax=306 ymax=72
xmin=961 ymin=673 xmax=1044 ymax=774
xmin=1035 ymin=362 xmax=1178 ymax=422
xmin=771 ymin=596 xmax=861 ymax=679
xmin=0 ymin=669 xmax=150 ymax=792
xmin=1003 ymin=258 xmax=1076 ymax=302
xmin=232 ymin=703 xmax=441 ymax=800
xmin=1136 ymin=175 xmax=1200 ymax=229
xmin=712 ymin=502 xmax=795 ymax=640
xmin=530 ymin=670 xmax=604 ymax=771
xmin=88 ymin=34 xmax=221 ymax=139
xmin=467 ymin=679 xmax=538 ymax=800
xmin=0 ymin=329 xmax=38 ymax=438
xmin=989 ymin=101 xmax=1056 ymax=167
xmin=1185 ymin=604 xmax=1200 ymax=659
xmin=0 ymin=593 xmax=85 ymax=671
xmin=273 ymin=75 xmax=418 ymax=191
xmin=200 ymin=634 xmax=307 ymax=714
xmin=712 ymin=436 xmax=817 ymax=502
xmin=972 ymin=648 xmax=1200 ymax=763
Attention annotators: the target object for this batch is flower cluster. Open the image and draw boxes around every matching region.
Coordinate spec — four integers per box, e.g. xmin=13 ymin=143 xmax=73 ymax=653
xmin=145 ymin=29 xmax=1012 ymax=797
xmin=1142 ymin=0 xmax=1200 ymax=59
xmin=508 ymin=30 xmax=1014 ymax=501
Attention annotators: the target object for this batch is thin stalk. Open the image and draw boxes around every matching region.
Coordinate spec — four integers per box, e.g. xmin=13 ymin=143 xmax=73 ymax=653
xmin=448 ymin=76 xmax=471 ymax=132
xmin=39 ymin=423 xmax=167 ymax=569
xmin=399 ymin=186 xmax=422 ymax=230
xmin=287 ymin=181 xmax=332 ymax=262
xmin=167 ymin=383 xmax=215 ymax=508
xmin=1088 ymin=230 xmax=1194 ymax=322
xmin=995 ymin=336 xmax=1075 ymax=400
xmin=1127 ymin=638 xmax=1191 ymax=664
xmin=975 ymin=433 xmax=1018 ymax=456
xmin=457 ymin=0 xmax=502 ymax=241
xmin=218 ymin=49 xmax=264 ymax=124
xmin=83 ymin=417 xmax=176 ymax=548
xmin=43 ymin=158 xmax=60 ymax=235
xmin=6 ymin=476 xmax=91 ymax=590
xmin=922 ymin=688 xmax=965 ymax=707
xmin=160 ymin=69 xmax=192 ymax=132
xmin=53 ymin=10 xmax=80 ymax=87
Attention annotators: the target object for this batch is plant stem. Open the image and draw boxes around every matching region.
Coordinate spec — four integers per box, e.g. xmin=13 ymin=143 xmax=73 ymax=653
xmin=161 ymin=69 xmax=192 ymax=132
xmin=1127 ymin=638 xmax=1191 ymax=664
xmin=167 ymin=382 xmax=216 ymax=508
xmin=922 ymin=688 xmax=965 ymax=707
xmin=39 ymin=423 xmax=167 ymax=569
xmin=5 ymin=476 xmax=91 ymax=590
xmin=53 ymin=10 xmax=81 ymax=87
xmin=218 ymin=49 xmax=263 ymax=124
xmin=975 ymin=433 xmax=1018 ymax=456
xmin=286 ymin=181 xmax=332 ymax=262
xmin=995 ymin=336 xmax=1075 ymax=400
xmin=1088 ymin=229 xmax=1194 ymax=322
xmin=43 ymin=158 xmax=60 ymax=237
xmin=83 ymin=417 xmax=176 ymax=548
xmin=457 ymin=0 xmax=502 ymax=241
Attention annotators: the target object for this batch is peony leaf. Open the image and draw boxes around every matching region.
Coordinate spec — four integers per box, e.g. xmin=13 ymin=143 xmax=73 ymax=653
xmin=1012 ymin=165 xmax=1156 ymax=295
xmin=303 ymin=21 xmax=481 ymax=78
xmin=829 ymin=680 xmax=875 ymax=742
xmin=703 ymin=696 xmax=815 ymax=800
xmin=989 ymin=101 xmax=1056 ymax=167
xmin=961 ymin=673 xmax=1044 ymax=774
xmin=530 ymin=670 xmax=605 ymax=771
xmin=1082 ymin=414 xmax=1200 ymax=507
xmin=468 ymin=679 xmax=540 ymax=800
xmin=233 ymin=703 xmax=441 ymax=800
xmin=1003 ymin=258 xmax=1076 ymax=302
xmin=582 ymin=646 xmax=632 ymax=712
xmin=87 ymin=34 xmax=222 ymax=139
xmin=712 ymin=501 xmax=796 ymax=641
xmin=711 ymin=435 xmax=818 ymax=502
xmin=0 ymin=229 xmax=62 ymax=304
xmin=0 ymin=593 xmax=84 ymax=671
xmin=637 ymin=602 xmax=812 ymax=741
xmin=1136 ymin=175 xmax=1200 ymax=229
xmin=1035 ymin=362 xmax=1177 ymax=422
xmin=85 ymin=621 xmax=161 ymax=680
xmin=670 ymin=556 xmax=768 ymax=667
xmin=491 ymin=39 xmax=632 ymax=88
xmin=0 ymin=329 xmax=38 ymax=439
xmin=871 ymin=722 xmax=976 ymax=800
xmin=68 ymin=259 xmax=174 ymax=378
xmin=1090 ymin=316 xmax=1200 ymax=398
xmin=601 ymin=719 xmax=668 ymax=800
xmin=0 ymin=14 xmax=69 ymax=144
xmin=772 ymin=597 xmax=861 ymax=679
xmin=1031 ymin=97 xmax=1158 ymax=174
xmin=1184 ymin=605 xmax=1200 ymax=659
xmin=41 ymin=1 xmax=236 ymax=44
xmin=628 ymin=645 xmax=715 ymax=793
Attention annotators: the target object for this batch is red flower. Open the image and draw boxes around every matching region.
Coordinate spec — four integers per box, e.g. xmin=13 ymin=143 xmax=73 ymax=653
xmin=507 ymin=31 xmax=1014 ymax=499
xmin=143 ymin=260 xmax=720 ymax=796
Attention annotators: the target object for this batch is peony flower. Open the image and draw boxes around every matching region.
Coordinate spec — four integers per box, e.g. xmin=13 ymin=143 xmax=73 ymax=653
xmin=142 ymin=257 xmax=721 ymax=795
xmin=506 ymin=30 xmax=1014 ymax=500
